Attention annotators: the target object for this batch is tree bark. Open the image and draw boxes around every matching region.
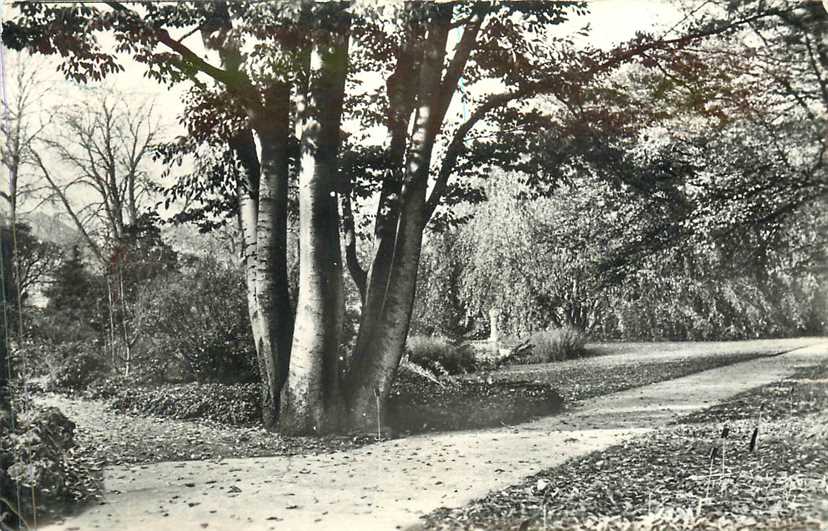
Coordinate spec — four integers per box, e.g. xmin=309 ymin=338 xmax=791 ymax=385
xmin=252 ymin=82 xmax=294 ymax=420
xmin=347 ymin=6 xmax=451 ymax=431
xmin=230 ymin=128 xmax=281 ymax=427
xmin=279 ymin=12 xmax=350 ymax=435
xmin=202 ymin=1 xmax=295 ymax=429
xmin=340 ymin=188 xmax=366 ymax=303
xmin=352 ymin=18 xmax=423 ymax=358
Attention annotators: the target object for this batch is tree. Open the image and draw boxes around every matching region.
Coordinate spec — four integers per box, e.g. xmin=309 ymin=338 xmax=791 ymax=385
xmin=0 ymin=52 xmax=51 ymax=225
xmin=42 ymin=245 xmax=104 ymax=342
xmin=0 ymin=226 xmax=14 ymax=422
xmin=27 ymin=91 xmax=164 ymax=375
xmin=32 ymin=93 xmax=159 ymax=263
xmin=4 ymin=0 xmax=798 ymax=433
xmin=10 ymin=224 xmax=62 ymax=301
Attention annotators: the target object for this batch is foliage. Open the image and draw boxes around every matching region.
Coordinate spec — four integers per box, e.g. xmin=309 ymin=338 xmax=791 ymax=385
xmin=21 ymin=247 xmax=109 ymax=387
xmin=41 ymin=245 xmax=107 ymax=340
xmin=503 ymin=327 xmax=589 ymax=365
xmin=387 ymin=375 xmax=562 ymax=435
xmin=0 ymin=406 xmax=101 ymax=526
xmin=6 ymin=0 xmax=827 ymax=432
xmin=448 ymin=173 xmax=619 ymax=337
xmin=483 ymin=341 xmax=791 ymax=405
xmin=410 ymin=232 xmax=469 ymax=338
xmin=405 ymin=336 xmax=479 ymax=376
xmin=81 ymin=375 xmax=131 ymax=401
xmin=413 ymin=165 xmax=827 ymax=342
xmin=44 ymin=343 xmax=107 ymax=392
xmin=130 ymin=257 xmax=257 ymax=383
xmin=0 ymin=223 xmax=63 ymax=335
xmin=108 ymin=382 xmax=261 ymax=426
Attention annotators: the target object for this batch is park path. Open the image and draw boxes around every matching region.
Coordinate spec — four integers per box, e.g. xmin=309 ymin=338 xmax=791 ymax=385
xmin=43 ymin=341 xmax=828 ymax=531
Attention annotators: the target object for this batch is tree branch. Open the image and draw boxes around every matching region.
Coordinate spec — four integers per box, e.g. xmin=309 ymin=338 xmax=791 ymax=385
xmin=105 ymin=2 xmax=245 ymax=91
xmin=31 ymin=149 xmax=106 ymax=264
xmin=424 ymin=9 xmax=789 ymax=219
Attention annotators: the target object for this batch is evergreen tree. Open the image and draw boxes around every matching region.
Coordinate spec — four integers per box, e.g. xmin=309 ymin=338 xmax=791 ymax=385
xmin=41 ymin=246 xmax=104 ymax=344
xmin=45 ymin=246 xmax=94 ymax=312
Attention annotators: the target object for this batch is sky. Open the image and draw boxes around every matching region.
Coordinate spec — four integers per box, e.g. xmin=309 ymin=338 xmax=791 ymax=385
xmin=1 ymin=0 xmax=686 ymax=226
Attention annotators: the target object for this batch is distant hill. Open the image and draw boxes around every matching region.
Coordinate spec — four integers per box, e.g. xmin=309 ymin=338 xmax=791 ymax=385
xmin=1 ymin=207 xmax=83 ymax=247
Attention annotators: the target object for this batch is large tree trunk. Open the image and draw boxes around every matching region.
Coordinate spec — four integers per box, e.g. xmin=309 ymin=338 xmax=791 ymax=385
xmin=352 ymin=20 xmax=423 ymax=357
xmin=279 ymin=12 xmax=350 ymax=435
xmin=230 ymin=128 xmax=283 ymax=427
xmin=202 ymin=1 xmax=295 ymax=429
xmin=347 ymin=7 xmax=451 ymax=431
xmin=251 ymin=82 xmax=294 ymax=418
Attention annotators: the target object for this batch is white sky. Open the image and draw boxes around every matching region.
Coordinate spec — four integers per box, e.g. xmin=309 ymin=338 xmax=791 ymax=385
xmin=1 ymin=0 xmax=685 ymax=224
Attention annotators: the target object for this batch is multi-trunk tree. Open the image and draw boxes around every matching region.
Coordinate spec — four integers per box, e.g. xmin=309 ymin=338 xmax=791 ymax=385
xmin=5 ymin=0 xmax=804 ymax=434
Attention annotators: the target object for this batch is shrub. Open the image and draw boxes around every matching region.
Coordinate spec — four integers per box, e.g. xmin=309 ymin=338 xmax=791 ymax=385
xmin=502 ymin=327 xmax=589 ymax=365
xmin=46 ymin=343 xmax=106 ymax=391
xmin=131 ymin=258 xmax=258 ymax=383
xmin=108 ymin=382 xmax=261 ymax=426
xmin=83 ymin=375 xmax=130 ymax=400
xmin=387 ymin=377 xmax=562 ymax=434
xmin=406 ymin=336 xmax=478 ymax=375
xmin=1 ymin=407 xmax=101 ymax=526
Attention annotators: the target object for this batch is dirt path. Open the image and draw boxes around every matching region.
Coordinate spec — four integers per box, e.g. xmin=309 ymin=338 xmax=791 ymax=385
xmin=41 ymin=340 xmax=828 ymax=531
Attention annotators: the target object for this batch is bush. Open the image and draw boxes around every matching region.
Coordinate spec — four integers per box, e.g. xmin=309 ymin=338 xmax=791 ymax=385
xmin=108 ymin=382 xmax=261 ymax=426
xmin=131 ymin=258 xmax=258 ymax=383
xmin=502 ymin=327 xmax=589 ymax=365
xmin=82 ymin=375 xmax=131 ymax=400
xmin=46 ymin=343 xmax=106 ymax=391
xmin=406 ymin=336 xmax=478 ymax=376
xmin=388 ymin=376 xmax=562 ymax=434
xmin=1 ymin=407 xmax=101 ymax=526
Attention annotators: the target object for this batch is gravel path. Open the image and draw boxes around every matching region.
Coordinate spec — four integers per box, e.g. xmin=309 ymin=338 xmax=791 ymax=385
xmin=40 ymin=339 xmax=827 ymax=531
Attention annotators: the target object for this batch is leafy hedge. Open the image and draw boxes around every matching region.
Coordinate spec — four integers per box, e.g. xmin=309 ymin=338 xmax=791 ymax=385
xmin=105 ymin=382 xmax=261 ymax=426
xmin=1 ymin=407 xmax=101 ymax=526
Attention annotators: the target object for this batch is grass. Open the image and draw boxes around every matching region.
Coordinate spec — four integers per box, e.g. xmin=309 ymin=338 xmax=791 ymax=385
xmin=420 ymin=361 xmax=828 ymax=530
xmin=406 ymin=336 xmax=480 ymax=375
xmin=472 ymin=350 xmax=782 ymax=405
xmin=501 ymin=328 xmax=590 ymax=365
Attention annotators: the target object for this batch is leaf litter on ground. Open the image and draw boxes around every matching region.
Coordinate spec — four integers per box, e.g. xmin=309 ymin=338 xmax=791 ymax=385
xmin=421 ymin=361 xmax=828 ymax=530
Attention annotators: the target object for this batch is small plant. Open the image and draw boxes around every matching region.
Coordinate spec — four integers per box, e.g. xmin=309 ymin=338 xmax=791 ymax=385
xmin=1 ymin=407 xmax=101 ymax=527
xmin=405 ymin=336 xmax=478 ymax=375
xmin=46 ymin=343 xmax=106 ymax=392
xmin=500 ymin=327 xmax=589 ymax=365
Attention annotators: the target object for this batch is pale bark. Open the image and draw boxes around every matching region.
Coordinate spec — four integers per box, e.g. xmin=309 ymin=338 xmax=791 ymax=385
xmin=280 ymin=13 xmax=350 ymax=435
xmin=201 ymin=1 xmax=296 ymax=428
xmin=230 ymin=127 xmax=283 ymax=427
xmin=252 ymin=82 xmax=294 ymax=419
xmin=348 ymin=7 xmax=451 ymax=429
xmin=353 ymin=20 xmax=423 ymax=356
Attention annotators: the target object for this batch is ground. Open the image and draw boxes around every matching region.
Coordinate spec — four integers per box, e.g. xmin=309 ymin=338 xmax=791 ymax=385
xmin=29 ymin=338 xmax=826 ymax=530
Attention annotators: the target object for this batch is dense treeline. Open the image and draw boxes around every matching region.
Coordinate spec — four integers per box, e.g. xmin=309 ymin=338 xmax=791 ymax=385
xmin=411 ymin=173 xmax=827 ymax=341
